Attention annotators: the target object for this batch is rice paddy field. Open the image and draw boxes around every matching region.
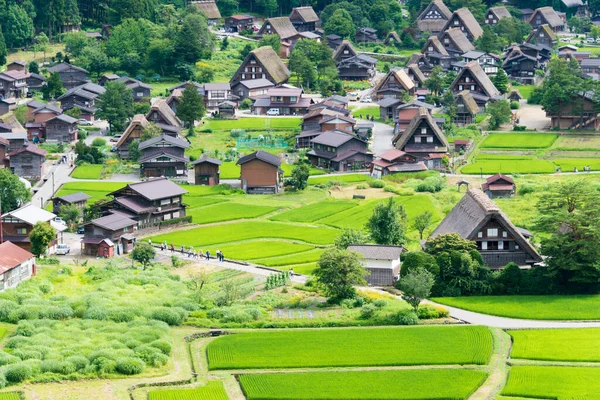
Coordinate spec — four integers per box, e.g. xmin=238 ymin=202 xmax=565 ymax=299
xmin=508 ymin=329 xmax=600 ymax=362
xmin=433 ymin=295 xmax=600 ymax=320
xmin=207 ymin=326 xmax=493 ymax=369
xmin=205 ymin=118 xmax=301 ymax=131
xmin=0 ymin=394 xmax=20 ymax=400
xmin=148 ymin=381 xmax=228 ymax=400
xmin=239 ymin=369 xmax=488 ymax=400
xmin=54 ymin=181 xmax=129 ymax=204
xmin=502 ymin=366 xmax=600 ymax=399
xmin=461 ymin=156 xmax=556 ymax=174
xmin=71 ymin=164 xmax=104 ymax=179
xmin=479 ymin=133 xmax=558 ymax=149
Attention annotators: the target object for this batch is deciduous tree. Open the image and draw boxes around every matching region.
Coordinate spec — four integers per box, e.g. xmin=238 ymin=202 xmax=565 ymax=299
xmin=0 ymin=169 xmax=31 ymax=213
xmin=257 ymin=34 xmax=280 ymax=52
xmin=366 ymin=197 xmax=407 ymax=245
xmin=175 ymin=13 xmax=212 ymax=63
xmin=487 ymin=99 xmax=512 ymax=130
xmin=96 ymin=81 xmax=134 ymax=133
xmin=59 ymin=204 xmax=82 ymax=230
xmin=324 ymin=9 xmax=355 ymax=39
xmin=290 ymin=163 xmax=309 ymax=190
xmin=334 ymin=227 xmax=369 ymax=249
xmin=314 ymin=248 xmax=368 ymax=299
xmin=29 ymin=222 xmax=56 ymax=257
xmin=398 ymin=267 xmax=435 ymax=311
xmin=140 ymin=122 xmax=162 ymax=141
xmin=412 ymin=210 xmax=433 ymax=240
xmin=131 ymin=243 xmax=156 ymax=270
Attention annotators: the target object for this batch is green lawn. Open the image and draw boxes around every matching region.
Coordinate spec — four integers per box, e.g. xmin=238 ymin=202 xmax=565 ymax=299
xmin=185 ymin=197 xmax=226 ymax=209
xmin=187 ymin=203 xmax=279 ymax=224
xmin=514 ymin=85 xmax=535 ymax=99
xmin=250 ymin=248 xmax=326 ymax=267
xmin=207 ymin=326 xmax=492 ymax=369
xmin=0 ymin=393 xmax=20 ymax=400
xmin=509 ymin=329 xmax=600 ymax=362
xmin=148 ymin=381 xmax=228 ymax=400
xmin=240 ymin=369 xmax=488 ymax=400
xmin=433 ymin=295 xmax=600 ymax=320
xmin=480 ymin=133 xmax=558 ymax=149
xmin=308 ymin=174 xmax=371 ymax=185
xmin=150 ymin=81 xmax=181 ymax=97
xmin=270 ymin=201 xmax=358 ymax=223
xmin=149 ymin=221 xmax=339 ymax=247
xmin=553 ymin=158 xmax=600 ymax=171
xmin=502 ymin=366 xmax=600 ymax=399
xmin=350 ymin=106 xmax=380 ymax=119
xmin=205 ymin=118 xmax=301 ymax=131
xmin=71 ymin=164 xmax=104 ymax=180
xmin=461 ymin=157 xmax=556 ymax=174
xmin=55 ymin=182 xmax=130 ymax=204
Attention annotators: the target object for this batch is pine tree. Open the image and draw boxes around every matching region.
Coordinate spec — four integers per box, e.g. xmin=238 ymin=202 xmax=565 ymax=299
xmin=493 ymin=69 xmax=509 ymax=94
xmin=0 ymin=29 xmax=7 ymax=66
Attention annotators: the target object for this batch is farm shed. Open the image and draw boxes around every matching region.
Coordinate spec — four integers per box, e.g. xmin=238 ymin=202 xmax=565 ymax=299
xmin=192 ymin=156 xmax=222 ymax=185
xmin=481 ymin=173 xmax=516 ymax=199
xmin=237 ymin=150 xmax=284 ymax=194
xmin=347 ymin=244 xmax=404 ymax=286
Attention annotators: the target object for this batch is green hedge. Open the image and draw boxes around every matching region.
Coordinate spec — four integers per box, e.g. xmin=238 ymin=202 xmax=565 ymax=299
xmin=159 ymin=216 xmax=193 ymax=227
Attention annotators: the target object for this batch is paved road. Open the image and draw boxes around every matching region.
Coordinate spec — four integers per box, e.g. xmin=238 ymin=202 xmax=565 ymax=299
xmin=515 ymin=102 xmax=550 ymax=131
xmin=370 ymin=121 xmax=395 ymax=157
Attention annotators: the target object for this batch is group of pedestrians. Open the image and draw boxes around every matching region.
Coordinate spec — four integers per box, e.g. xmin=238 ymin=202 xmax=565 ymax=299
xmin=155 ymin=239 xmax=225 ymax=262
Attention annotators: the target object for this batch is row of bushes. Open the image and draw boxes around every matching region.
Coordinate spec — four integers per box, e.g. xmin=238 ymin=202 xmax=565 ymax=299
xmin=159 ymin=216 xmax=193 ymax=227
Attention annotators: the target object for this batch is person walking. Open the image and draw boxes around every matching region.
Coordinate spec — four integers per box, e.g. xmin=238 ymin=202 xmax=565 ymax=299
xmin=220 ymin=251 xmax=224 ymax=262
xmin=216 ymin=249 xmax=221 ymax=262
xmin=181 ymin=245 xmax=185 ymax=254
xmin=170 ymin=244 xmax=175 ymax=253
xmin=206 ymin=250 xmax=210 ymax=260
xmin=148 ymin=239 xmax=152 ymax=247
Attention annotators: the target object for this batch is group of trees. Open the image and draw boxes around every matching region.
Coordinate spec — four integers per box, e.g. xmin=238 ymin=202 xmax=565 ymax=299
xmin=289 ymin=39 xmax=342 ymax=95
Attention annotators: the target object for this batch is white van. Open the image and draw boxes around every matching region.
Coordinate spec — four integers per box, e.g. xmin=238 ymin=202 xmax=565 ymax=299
xmin=266 ymin=108 xmax=280 ymax=116
xmin=56 ymin=244 xmax=70 ymax=255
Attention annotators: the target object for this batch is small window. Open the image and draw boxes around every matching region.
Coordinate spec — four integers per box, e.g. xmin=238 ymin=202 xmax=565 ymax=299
xmin=426 ymin=136 xmax=433 ymax=143
xmin=415 ymin=136 xmax=422 ymax=143
xmin=481 ymin=241 xmax=488 ymax=250
xmin=16 ymin=228 xmax=26 ymax=235
xmin=428 ymin=46 xmax=433 ymax=52
xmin=487 ymin=228 xmax=498 ymax=237
xmin=540 ymin=32 xmax=544 ymax=37
xmin=477 ymin=231 xmax=483 ymax=238
xmin=498 ymin=241 xmax=504 ymax=250
xmin=465 ymin=77 xmax=470 ymax=83
xmin=421 ymin=127 xmax=427 ymax=134
xmin=343 ymin=50 xmax=349 ymax=54
xmin=492 ymin=19 xmax=497 ymax=23
xmin=444 ymin=38 xmax=449 ymax=44
xmin=471 ymin=85 xmax=475 ymax=90
xmin=454 ymin=19 xmax=459 ymax=25
xmin=459 ymin=85 xmax=463 ymax=90
xmin=515 ymin=244 xmax=520 ymax=250
xmin=502 ymin=231 xmax=507 ymax=238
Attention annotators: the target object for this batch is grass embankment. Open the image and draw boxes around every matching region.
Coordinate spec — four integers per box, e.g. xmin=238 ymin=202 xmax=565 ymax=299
xmin=71 ymin=165 xmax=104 ymax=180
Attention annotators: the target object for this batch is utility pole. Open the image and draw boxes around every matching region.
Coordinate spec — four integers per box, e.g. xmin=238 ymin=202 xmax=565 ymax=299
xmin=52 ymin=171 xmax=55 ymax=196
xmin=40 ymin=197 xmax=43 ymax=208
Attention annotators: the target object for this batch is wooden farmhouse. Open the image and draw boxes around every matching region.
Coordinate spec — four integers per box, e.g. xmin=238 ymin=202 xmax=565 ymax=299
xmin=289 ymin=6 xmax=319 ymax=32
xmin=384 ymin=32 xmax=402 ymax=46
xmin=57 ymin=82 xmax=105 ymax=121
xmin=225 ymin=14 xmax=254 ymax=32
xmin=430 ymin=188 xmax=542 ymax=267
xmin=8 ymin=145 xmax=47 ymax=180
xmin=237 ymin=150 xmax=284 ymax=194
xmin=230 ymin=47 xmax=291 ymax=95
xmin=392 ymin=107 xmax=448 ymax=170
xmin=526 ymin=24 xmax=557 ymax=49
xmin=192 ymin=155 xmax=222 ymax=185
xmin=115 ymin=114 xmax=149 ymax=158
xmin=347 ymin=245 xmax=404 ymax=286
xmin=449 ymin=62 xmax=502 ymax=109
xmin=0 ymin=137 xmax=8 ymax=167
xmin=507 ymin=90 xmax=523 ymax=102
xmin=53 ymin=192 xmax=91 ymax=215
xmin=440 ymin=8 xmax=483 ymax=42
xmin=407 ymin=53 xmax=434 ymax=76
xmin=395 ymin=100 xmax=435 ymax=131
xmin=422 ymin=36 xmax=451 ymax=70
xmin=138 ymin=134 xmax=190 ymax=178
xmin=502 ymin=47 xmax=539 ymax=84
xmin=82 ymin=214 xmax=136 ymax=257
xmin=438 ymin=28 xmax=474 ymax=59
xmin=371 ymin=148 xmax=426 ymax=178
xmin=256 ymin=17 xmax=299 ymax=42
xmin=190 ymin=1 xmax=221 ymax=24
xmin=462 ymin=51 xmax=501 ymax=75
xmin=528 ymin=7 xmax=564 ymax=31
xmin=332 ymin=40 xmax=358 ymax=63
xmin=484 ymin=6 xmax=511 ymax=25
xmin=417 ymin=0 xmax=452 ymax=35
xmin=0 ymin=241 xmax=35 ymax=291
xmin=453 ymin=90 xmax=479 ymax=125
xmin=373 ymin=69 xmax=415 ymax=101
xmin=482 ymin=173 xmax=516 ymax=199
xmin=545 ymin=92 xmax=600 ymax=130
xmin=406 ymin=64 xmax=427 ymax=88
xmin=1 ymin=204 xmax=65 ymax=254
xmin=27 ymin=73 xmax=46 ymax=93
xmin=326 ymin=34 xmax=343 ymax=50
xmin=45 ymin=114 xmax=78 ymax=143
xmin=336 ymin=54 xmax=378 ymax=80
xmin=46 ymin=63 xmax=89 ymax=90
xmin=355 ymin=28 xmax=379 ymax=43
xmin=307 ymin=130 xmax=372 ymax=172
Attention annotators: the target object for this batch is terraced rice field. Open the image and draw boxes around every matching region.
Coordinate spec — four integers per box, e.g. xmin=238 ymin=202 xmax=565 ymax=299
xmin=71 ymin=164 xmax=104 ymax=179
xmin=0 ymin=394 xmax=20 ymax=400
xmin=206 ymin=118 xmax=301 ymax=131
xmin=239 ymin=369 xmax=488 ymax=400
xmin=213 ymin=241 xmax=315 ymax=260
xmin=270 ymin=201 xmax=358 ymax=223
xmin=250 ymin=248 xmax=326 ymax=267
xmin=308 ymin=174 xmax=371 ymax=185
xmin=551 ymin=135 xmax=600 ymax=150
xmin=461 ymin=157 xmax=556 ymax=174
xmin=552 ymin=158 xmax=600 ymax=171
xmin=502 ymin=366 xmax=600 ymax=399
xmin=508 ymin=329 xmax=600 ymax=362
xmin=185 ymin=197 xmax=226 ymax=209
xmin=207 ymin=326 xmax=493 ymax=369
xmin=432 ymin=295 xmax=600 ymax=320
xmin=187 ymin=203 xmax=279 ymax=224
xmin=480 ymin=133 xmax=558 ymax=149
xmin=148 ymin=381 xmax=228 ymax=400
xmin=149 ymin=221 xmax=338 ymax=247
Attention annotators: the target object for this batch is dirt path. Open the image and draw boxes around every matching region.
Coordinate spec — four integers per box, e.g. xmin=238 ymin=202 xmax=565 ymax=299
xmin=469 ymin=328 xmax=512 ymax=400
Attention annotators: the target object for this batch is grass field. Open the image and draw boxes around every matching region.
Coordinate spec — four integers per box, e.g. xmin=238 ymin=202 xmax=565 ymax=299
xmin=187 ymin=203 xmax=279 ymax=224
xmin=185 ymin=197 xmax=226 ymax=209
xmin=553 ymin=158 xmax=600 ymax=171
xmin=250 ymin=248 xmax=326 ymax=267
xmin=207 ymin=326 xmax=492 ymax=369
xmin=55 ymin=182 xmax=129 ymax=204
xmin=551 ymin=135 xmax=600 ymax=150
xmin=308 ymin=174 xmax=371 ymax=185
xmin=0 ymin=393 xmax=20 ymax=400
xmin=350 ymin=106 xmax=380 ymax=119
xmin=433 ymin=295 xmax=600 ymax=320
xmin=508 ymin=328 xmax=600 ymax=362
xmin=214 ymin=241 xmax=316 ymax=260
xmin=148 ymin=381 xmax=228 ymax=400
xmin=71 ymin=164 xmax=104 ymax=179
xmin=205 ymin=118 xmax=301 ymax=131
xmin=480 ymin=133 xmax=558 ymax=149
xmin=461 ymin=157 xmax=556 ymax=174
xmin=149 ymin=221 xmax=339 ymax=247
xmin=515 ymin=85 xmax=535 ymax=99
xmin=150 ymin=81 xmax=180 ymax=97
xmin=239 ymin=369 xmax=488 ymax=400
xmin=502 ymin=366 xmax=600 ymax=399
xmin=270 ymin=201 xmax=357 ymax=223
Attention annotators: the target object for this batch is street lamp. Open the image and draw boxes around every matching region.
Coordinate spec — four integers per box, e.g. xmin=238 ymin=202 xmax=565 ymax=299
xmin=40 ymin=197 xmax=43 ymax=208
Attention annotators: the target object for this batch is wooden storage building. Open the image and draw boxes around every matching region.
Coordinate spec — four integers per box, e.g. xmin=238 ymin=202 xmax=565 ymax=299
xmin=237 ymin=150 xmax=283 ymax=194
xmin=192 ymin=156 xmax=222 ymax=185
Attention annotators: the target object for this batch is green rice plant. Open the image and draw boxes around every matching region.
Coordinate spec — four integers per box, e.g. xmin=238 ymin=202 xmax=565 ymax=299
xmin=71 ymin=165 xmax=104 ymax=179
xmin=508 ymin=328 xmax=600 ymax=362
xmin=480 ymin=133 xmax=558 ymax=149
xmin=240 ymin=369 xmax=488 ymax=399
xmin=273 ymin=262 xmax=317 ymax=275
xmin=350 ymin=106 xmax=380 ymax=119
xmin=461 ymin=158 xmax=556 ymax=174
xmin=149 ymin=221 xmax=339 ymax=247
xmin=206 ymin=118 xmax=301 ymax=131
xmin=54 ymin=182 xmax=130 ymax=204
xmin=148 ymin=381 xmax=229 ymax=400
xmin=502 ymin=366 xmax=600 ymax=399
xmin=207 ymin=326 xmax=493 ymax=369
xmin=219 ymin=162 xmax=240 ymax=179
xmin=308 ymin=174 xmax=371 ymax=185
xmin=552 ymin=158 xmax=600 ymax=171
xmin=0 ymin=393 xmax=20 ymax=400
xmin=185 ymin=197 xmax=227 ymax=209
xmin=432 ymin=295 xmax=600 ymax=320
xmin=214 ymin=241 xmax=314 ymax=261
xmin=187 ymin=203 xmax=279 ymax=224
xmin=250 ymin=248 xmax=326 ymax=267
xmin=270 ymin=201 xmax=358 ymax=223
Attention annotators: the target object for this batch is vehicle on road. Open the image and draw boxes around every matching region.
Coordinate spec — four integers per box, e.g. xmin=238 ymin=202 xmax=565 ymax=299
xmin=54 ymin=217 xmax=64 ymax=224
xmin=78 ymin=119 xmax=93 ymax=126
xmin=77 ymin=226 xmax=85 ymax=234
xmin=360 ymin=95 xmax=372 ymax=103
xmin=110 ymin=135 xmax=122 ymax=142
xmin=348 ymin=92 xmax=359 ymax=101
xmin=266 ymin=108 xmax=281 ymax=116
xmin=56 ymin=244 xmax=70 ymax=255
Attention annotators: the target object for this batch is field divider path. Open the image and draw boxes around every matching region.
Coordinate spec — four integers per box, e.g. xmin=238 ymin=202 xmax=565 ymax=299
xmin=216 ymin=364 xmax=487 ymax=375
xmin=468 ymin=328 xmax=512 ymax=400
xmin=508 ymin=359 xmax=600 ymax=367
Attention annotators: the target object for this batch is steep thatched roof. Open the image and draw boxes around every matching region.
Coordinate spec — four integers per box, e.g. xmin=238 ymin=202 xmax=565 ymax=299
xmin=232 ymin=46 xmax=290 ymax=85
xmin=526 ymin=24 xmax=557 ymax=44
xmin=442 ymin=8 xmax=483 ymax=40
xmin=417 ymin=0 xmax=452 ymax=32
xmin=393 ymin=107 xmax=448 ymax=150
xmin=384 ymin=31 xmax=402 ymax=44
xmin=333 ymin=40 xmax=357 ymax=60
xmin=190 ymin=1 xmax=221 ymax=19
xmin=455 ymin=90 xmax=479 ymax=114
xmin=148 ymin=99 xmax=182 ymax=127
xmin=406 ymin=63 xmax=427 ymax=84
xmin=487 ymin=6 xmax=512 ymax=20
xmin=451 ymin=62 xmax=500 ymax=99
xmin=261 ymin=17 xmax=298 ymax=40
xmin=508 ymin=89 xmax=523 ymax=100
xmin=441 ymin=28 xmax=475 ymax=53
xmin=529 ymin=7 xmax=563 ymax=28
xmin=290 ymin=6 xmax=319 ymax=23
xmin=373 ymin=69 xmax=415 ymax=93
xmin=422 ymin=36 xmax=449 ymax=56
xmin=430 ymin=188 xmax=542 ymax=263
xmin=115 ymin=114 xmax=148 ymax=149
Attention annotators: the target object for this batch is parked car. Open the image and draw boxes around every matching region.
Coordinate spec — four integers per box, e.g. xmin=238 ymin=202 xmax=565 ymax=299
xmin=54 ymin=217 xmax=64 ymax=224
xmin=78 ymin=119 xmax=92 ymax=126
xmin=348 ymin=92 xmax=359 ymax=101
xmin=587 ymin=37 xmax=595 ymax=43
xmin=266 ymin=108 xmax=281 ymax=116
xmin=216 ymin=34 xmax=226 ymax=40
xmin=56 ymin=244 xmax=70 ymax=255
xmin=360 ymin=95 xmax=372 ymax=103
xmin=110 ymin=135 xmax=122 ymax=142
xmin=77 ymin=226 xmax=84 ymax=234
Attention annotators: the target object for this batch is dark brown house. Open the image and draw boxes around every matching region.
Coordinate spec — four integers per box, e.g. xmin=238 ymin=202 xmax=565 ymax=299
xmin=82 ymin=213 xmax=137 ymax=256
xmin=26 ymin=73 xmax=46 ymax=92
xmin=417 ymin=0 xmax=452 ymax=35
xmin=104 ymin=178 xmax=188 ymax=229
xmin=45 ymin=114 xmax=78 ymax=143
xmin=406 ymin=63 xmax=427 ymax=88
xmin=453 ymin=90 xmax=479 ymax=125
xmin=392 ymin=107 xmax=448 ymax=170
xmin=332 ymin=40 xmax=358 ymax=63
xmin=430 ymin=188 xmax=542 ymax=267
xmin=230 ymin=46 xmax=291 ymax=91
xmin=146 ymin=99 xmax=183 ymax=131
xmin=528 ymin=7 xmax=564 ymax=31
xmin=190 ymin=1 xmax=221 ymax=24
xmin=8 ymin=145 xmax=47 ymax=180
xmin=449 ymin=61 xmax=501 ymax=108
xmin=438 ymin=28 xmax=474 ymax=59
xmin=225 ymin=14 xmax=254 ymax=32
xmin=440 ymin=8 xmax=483 ymax=42
xmin=307 ymin=130 xmax=372 ymax=172
xmin=525 ymin=24 xmax=557 ymax=49
xmin=115 ymin=114 xmax=149 ymax=158
xmin=482 ymin=173 xmax=516 ymax=198
xmin=372 ymin=69 xmax=415 ymax=101
xmin=53 ymin=192 xmax=92 ymax=214
xmin=289 ymin=7 xmax=319 ymax=32
xmin=1 ymin=204 xmax=62 ymax=253
xmin=46 ymin=63 xmax=89 ymax=90
xmin=355 ymin=28 xmax=379 ymax=43
xmin=484 ymin=6 xmax=511 ymax=25
xmin=237 ymin=150 xmax=283 ymax=194
xmin=422 ymin=36 xmax=451 ymax=70
xmin=57 ymin=82 xmax=105 ymax=121
xmin=371 ymin=148 xmax=425 ymax=178
xmin=117 ymin=76 xmax=152 ymax=101
xmin=7 ymin=61 xmax=26 ymax=73
xmin=252 ymin=87 xmax=312 ymax=115
xmin=337 ymin=54 xmax=378 ymax=80
xmin=545 ymin=92 xmax=600 ymax=130
xmin=192 ymin=155 xmax=221 ymax=185
xmin=138 ymin=134 xmax=190 ymax=178
xmin=256 ymin=17 xmax=299 ymax=42
xmin=502 ymin=47 xmax=539 ymax=85
xmin=0 ymin=70 xmax=28 ymax=98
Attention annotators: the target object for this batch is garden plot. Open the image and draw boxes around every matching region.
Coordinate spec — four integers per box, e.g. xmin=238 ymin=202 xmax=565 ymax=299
xmin=148 ymin=381 xmax=228 ymax=400
xmin=71 ymin=165 xmax=104 ymax=180
xmin=508 ymin=329 xmax=600 ymax=362
xmin=502 ymin=366 xmax=600 ymax=399
xmin=207 ymin=325 xmax=492 ymax=369
xmin=432 ymin=295 xmax=600 ymax=320
xmin=239 ymin=369 xmax=488 ymax=400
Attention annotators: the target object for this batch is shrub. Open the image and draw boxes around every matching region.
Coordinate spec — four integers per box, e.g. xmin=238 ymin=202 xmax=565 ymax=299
xmin=15 ymin=321 xmax=35 ymax=337
xmin=134 ymin=345 xmax=168 ymax=367
xmin=107 ymin=307 xmax=137 ymax=323
xmin=369 ymin=179 xmax=385 ymax=188
xmin=0 ymin=372 xmax=7 ymax=388
xmin=356 ymin=183 xmax=369 ymax=189
xmin=230 ymin=129 xmax=245 ymax=138
xmin=92 ymin=357 xmax=116 ymax=374
xmin=13 ymin=349 xmax=42 ymax=360
xmin=40 ymin=360 xmax=76 ymax=374
xmin=0 ymin=352 xmax=20 ymax=366
xmin=373 ymin=299 xmax=388 ymax=308
xmin=149 ymin=307 xmax=187 ymax=326
xmin=5 ymin=363 xmax=32 ymax=382
xmin=510 ymin=101 xmax=520 ymax=110
xmin=518 ymin=184 xmax=535 ymax=196
xmin=38 ymin=281 xmax=53 ymax=294
xmin=150 ymin=340 xmax=172 ymax=356
xmin=92 ymin=138 xmax=107 ymax=147
xmin=65 ymin=356 xmax=89 ymax=371
xmin=40 ymin=305 xmax=74 ymax=320
xmin=83 ymin=307 xmax=108 ymax=320
xmin=0 ymin=300 xmax=17 ymax=321
xmin=115 ymin=358 xmax=145 ymax=375
xmin=359 ymin=304 xmax=378 ymax=319
xmin=239 ymin=98 xmax=252 ymax=110
xmin=417 ymin=304 xmax=449 ymax=319
xmin=415 ymin=176 xmax=444 ymax=193
xmin=396 ymin=310 xmax=418 ymax=325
